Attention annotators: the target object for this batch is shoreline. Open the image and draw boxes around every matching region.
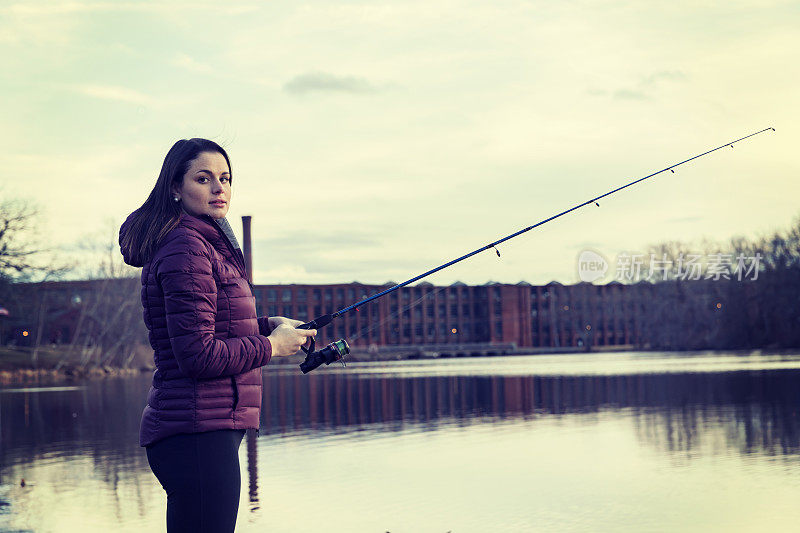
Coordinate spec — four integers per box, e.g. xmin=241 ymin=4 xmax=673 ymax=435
xmin=0 ymin=344 xmax=791 ymax=385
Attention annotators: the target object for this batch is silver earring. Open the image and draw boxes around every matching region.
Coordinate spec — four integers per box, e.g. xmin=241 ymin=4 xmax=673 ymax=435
xmin=173 ymin=197 xmax=180 ymax=202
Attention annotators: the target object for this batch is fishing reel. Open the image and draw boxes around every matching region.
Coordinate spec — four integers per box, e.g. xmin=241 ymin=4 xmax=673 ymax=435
xmin=299 ymin=338 xmax=350 ymax=374
xmin=297 ymin=314 xmax=350 ymax=374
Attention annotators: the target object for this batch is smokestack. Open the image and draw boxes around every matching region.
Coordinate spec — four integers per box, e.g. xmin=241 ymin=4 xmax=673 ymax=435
xmin=242 ymin=215 xmax=253 ymax=284
xmin=243 ymin=214 xmax=259 ymax=500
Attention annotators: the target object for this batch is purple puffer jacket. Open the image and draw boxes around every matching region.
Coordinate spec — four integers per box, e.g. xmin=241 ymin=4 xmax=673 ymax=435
xmin=120 ymin=212 xmax=273 ymax=447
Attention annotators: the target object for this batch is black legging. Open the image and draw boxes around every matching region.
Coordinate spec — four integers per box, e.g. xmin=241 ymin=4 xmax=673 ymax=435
xmin=146 ymin=429 xmax=246 ymax=533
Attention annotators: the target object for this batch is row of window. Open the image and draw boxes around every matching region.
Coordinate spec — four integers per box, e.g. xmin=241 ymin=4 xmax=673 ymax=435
xmin=262 ymin=303 xmax=502 ymax=321
xmin=257 ymin=287 xmax=496 ymax=304
xmin=320 ymin=324 xmax=490 ymax=342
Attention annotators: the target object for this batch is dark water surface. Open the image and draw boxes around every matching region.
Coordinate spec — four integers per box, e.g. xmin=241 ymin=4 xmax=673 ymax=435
xmin=2 ymin=352 xmax=800 ymax=532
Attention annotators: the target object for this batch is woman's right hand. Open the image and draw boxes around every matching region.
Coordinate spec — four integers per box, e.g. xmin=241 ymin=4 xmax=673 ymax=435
xmin=267 ymin=324 xmax=317 ymax=357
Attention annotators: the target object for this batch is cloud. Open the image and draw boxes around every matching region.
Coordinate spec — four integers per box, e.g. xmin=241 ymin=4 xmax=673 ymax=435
xmin=254 ymin=230 xmax=381 ymax=257
xmin=172 ymin=53 xmax=214 ymax=74
xmin=283 ymin=71 xmax=382 ymax=95
xmin=71 ymin=84 xmax=152 ymax=105
xmin=593 ymin=69 xmax=687 ymax=101
xmin=613 ymin=89 xmax=647 ymax=100
xmin=1 ymin=2 xmax=259 ymax=15
xmin=642 ymin=70 xmax=687 ymax=85
xmin=252 ymin=229 xmax=432 ymax=283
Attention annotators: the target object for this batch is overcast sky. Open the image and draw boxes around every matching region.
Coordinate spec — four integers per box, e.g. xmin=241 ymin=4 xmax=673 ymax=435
xmin=1 ymin=0 xmax=796 ymax=286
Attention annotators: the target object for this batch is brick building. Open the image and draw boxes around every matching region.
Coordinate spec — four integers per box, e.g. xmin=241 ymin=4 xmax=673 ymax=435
xmin=252 ymin=280 xmax=647 ymax=349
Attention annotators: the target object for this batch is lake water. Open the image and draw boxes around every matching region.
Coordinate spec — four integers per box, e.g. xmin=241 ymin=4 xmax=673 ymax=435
xmin=2 ymin=352 xmax=800 ymax=532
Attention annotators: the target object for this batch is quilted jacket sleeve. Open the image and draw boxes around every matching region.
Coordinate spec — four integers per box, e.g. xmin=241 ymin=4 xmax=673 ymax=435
xmin=156 ymin=234 xmax=272 ymax=379
xmin=257 ymin=316 xmax=273 ymax=336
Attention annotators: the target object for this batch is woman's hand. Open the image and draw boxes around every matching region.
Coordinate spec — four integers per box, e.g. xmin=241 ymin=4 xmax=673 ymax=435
xmin=268 ymin=316 xmax=305 ymax=331
xmin=267 ymin=324 xmax=317 ymax=357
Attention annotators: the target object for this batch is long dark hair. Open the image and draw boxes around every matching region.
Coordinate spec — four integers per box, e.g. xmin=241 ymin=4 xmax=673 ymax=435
xmin=120 ymin=138 xmax=232 ymax=266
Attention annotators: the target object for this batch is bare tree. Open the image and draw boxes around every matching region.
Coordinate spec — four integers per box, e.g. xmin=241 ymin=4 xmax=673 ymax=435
xmin=0 ymin=197 xmax=71 ymax=281
xmin=56 ymin=220 xmax=146 ymax=370
xmin=0 ymin=198 xmax=41 ymax=277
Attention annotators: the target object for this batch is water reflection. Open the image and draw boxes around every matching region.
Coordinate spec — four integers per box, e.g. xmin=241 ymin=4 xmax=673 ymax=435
xmin=259 ymin=366 xmax=800 ymax=456
xmin=1 ymin=355 xmax=799 ymax=532
xmin=0 ymin=378 xmax=156 ymax=532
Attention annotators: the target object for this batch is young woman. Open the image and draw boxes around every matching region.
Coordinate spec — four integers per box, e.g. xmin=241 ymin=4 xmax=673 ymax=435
xmin=119 ymin=138 xmax=315 ymax=533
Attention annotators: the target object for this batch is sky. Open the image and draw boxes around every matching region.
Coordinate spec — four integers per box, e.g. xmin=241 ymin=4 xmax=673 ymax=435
xmin=0 ymin=0 xmax=797 ymax=286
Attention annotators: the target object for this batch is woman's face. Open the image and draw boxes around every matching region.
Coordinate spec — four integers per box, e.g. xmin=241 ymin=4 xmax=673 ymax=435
xmin=173 ymin=151 xmax=232 ymax=219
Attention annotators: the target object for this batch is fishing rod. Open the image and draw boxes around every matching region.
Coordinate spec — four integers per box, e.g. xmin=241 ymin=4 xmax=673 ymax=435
xmin=298 ymin=127 xmax=776 ymax=373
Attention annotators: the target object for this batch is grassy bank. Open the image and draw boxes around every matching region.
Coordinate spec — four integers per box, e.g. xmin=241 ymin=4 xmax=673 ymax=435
xmin=0 ymin=346 xmax=146 ymax=384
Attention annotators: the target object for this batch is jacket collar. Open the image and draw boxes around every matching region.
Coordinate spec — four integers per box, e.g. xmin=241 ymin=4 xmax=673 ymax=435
xmin=178 ymin=213 xmax=248 ymax=279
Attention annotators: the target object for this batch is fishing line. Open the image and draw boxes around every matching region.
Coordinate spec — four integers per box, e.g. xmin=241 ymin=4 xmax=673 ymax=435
xmin=348 ymin=246 xmax=503 ymax=344
xmin=347 ymin=285 xmax=444 ymax=344
xmin=297 ymin=127 xmax=776 ymax=373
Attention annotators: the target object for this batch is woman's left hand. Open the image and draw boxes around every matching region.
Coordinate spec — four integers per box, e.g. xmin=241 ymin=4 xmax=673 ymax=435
xmin=268 ymin=316 xmax=304 ymax=330
xmin=268 ymin=316 xmax=312 ymax=346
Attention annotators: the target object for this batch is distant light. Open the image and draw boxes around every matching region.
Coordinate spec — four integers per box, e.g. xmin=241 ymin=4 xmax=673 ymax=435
xmin=716 ymin=302 xmax=722 ymax=309
xmin=22 ymin=330 xmax=29 ymax=337
xmin=585 ymin=325 xmax=591 ymax=331
xmin=563 ymin=305 xmax=569 ymax=311
xmin=451 ymin=328 xmax=457 ymax=334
